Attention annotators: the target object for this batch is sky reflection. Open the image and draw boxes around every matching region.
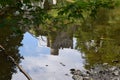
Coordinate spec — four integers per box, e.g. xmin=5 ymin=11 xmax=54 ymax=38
xmin=12 ymin=32 xmax=85 ymax=80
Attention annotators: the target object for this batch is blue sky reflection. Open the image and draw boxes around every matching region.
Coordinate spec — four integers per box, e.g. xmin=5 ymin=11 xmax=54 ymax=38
xmin=12 ymin=32 xmax=85 ymax=80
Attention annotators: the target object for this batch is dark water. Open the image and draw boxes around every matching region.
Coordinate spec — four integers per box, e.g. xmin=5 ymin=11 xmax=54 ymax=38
xmin=0 ymin=7 xmax=120 ymax=80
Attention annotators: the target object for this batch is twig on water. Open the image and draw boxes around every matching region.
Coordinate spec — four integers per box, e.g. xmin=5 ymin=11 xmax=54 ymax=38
xmin=0 ymin=45 xmax=32 ymax=80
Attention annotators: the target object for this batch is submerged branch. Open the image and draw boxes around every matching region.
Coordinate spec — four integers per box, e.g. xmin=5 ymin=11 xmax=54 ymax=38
xmin=0 ymin=45 xmax=32 ymax=80
xmin=8 ymin=56 xmax=32 ymax=80
xmin=0 ymin=45 xmax=5 ymax=50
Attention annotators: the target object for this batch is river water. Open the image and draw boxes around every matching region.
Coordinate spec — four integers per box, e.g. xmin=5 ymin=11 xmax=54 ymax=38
xmin=0 ymin=6 xmax=120 ymax=80
xmin=11 ymin=32 xmax=85 ymax=80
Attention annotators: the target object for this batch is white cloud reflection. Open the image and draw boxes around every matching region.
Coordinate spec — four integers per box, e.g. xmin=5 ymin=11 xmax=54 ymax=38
xmin=12 ymin=32 xmax=85 ymax=80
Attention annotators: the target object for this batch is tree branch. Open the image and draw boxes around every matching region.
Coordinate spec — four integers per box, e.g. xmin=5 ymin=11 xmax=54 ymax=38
xmin=0 ymin=45 xmax=32 ymax=80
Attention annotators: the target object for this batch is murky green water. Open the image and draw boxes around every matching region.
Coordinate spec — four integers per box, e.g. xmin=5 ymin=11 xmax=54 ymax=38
xmin=0 ymin=7 xmax=120 ymax=80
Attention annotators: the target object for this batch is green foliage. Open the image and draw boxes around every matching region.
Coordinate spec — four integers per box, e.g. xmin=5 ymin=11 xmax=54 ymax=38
xmin=0 ymin=25 xmax=23 ymax=80
xmin=0 ymin=0 xmax=15 ymax=6
xmin=23 ymin=0 xmax=31 ymax=4
xmin=0 ymin=0 xmax=120 ymax=70
xmin=58 ymin=0 xmax=117 ymax=20
xmin=58 ymin=1 xmax=88 ymax=19
xmin=75 ymin=5 xmax=120 ymax=68
xmin=0 ymin=0 xmax=118 ymax=30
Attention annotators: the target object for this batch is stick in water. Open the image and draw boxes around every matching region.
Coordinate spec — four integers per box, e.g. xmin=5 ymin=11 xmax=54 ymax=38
xmin=0 ymin=45 xmax=32 ymax=80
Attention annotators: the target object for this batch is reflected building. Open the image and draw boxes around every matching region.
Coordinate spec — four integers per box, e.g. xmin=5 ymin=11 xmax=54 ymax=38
xmin=30 ymin=26 xmax=74 ymax=55
xmin=37 ymin=31 xmax=73 ymax=55
xmin=47 ymin=31 xmax=73 ymax=55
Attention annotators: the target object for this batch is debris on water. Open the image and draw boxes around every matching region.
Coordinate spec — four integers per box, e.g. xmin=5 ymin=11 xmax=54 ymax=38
xmin=65 ymin=73 xmax=70 ymax=76
xmin=70 ymin=68 xmax=76 ymax=74
xmin=60 ymin=62 xmax=66 ymax=66
xmin=70 ymin=68 xmax=75 ymax=71
xmin=45 ymin=65 xmax=48 ymax=67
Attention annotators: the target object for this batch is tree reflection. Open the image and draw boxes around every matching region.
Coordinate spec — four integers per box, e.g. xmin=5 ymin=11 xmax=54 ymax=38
xmin=48 ymin=31 xmax=73 ymax=55
xmin=30 ymin=25 xmax=74 ymax=55
xmin=75 ymin=7 xmax=120 ymax=69
xmin=0 ymin=26 xmax=23 ymax=80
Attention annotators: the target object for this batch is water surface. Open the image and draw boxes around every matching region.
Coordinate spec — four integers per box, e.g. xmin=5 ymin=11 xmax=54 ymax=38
xmin=12 ymin=32 xmax=85 ymax=80
xmin=0 ymin=6 xmax=120 ymax=80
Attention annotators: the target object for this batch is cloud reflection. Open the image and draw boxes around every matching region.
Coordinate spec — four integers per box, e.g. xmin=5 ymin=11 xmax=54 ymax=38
xmin=12 ymin=32 xmax=85 ymax=80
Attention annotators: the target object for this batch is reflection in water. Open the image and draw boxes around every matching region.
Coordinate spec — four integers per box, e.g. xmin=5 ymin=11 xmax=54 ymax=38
xmin=30 ymin=25 xmax=75 ymax=55
xmin=0 ymin=4 xmax=120 ymax=80
xmin=12 ymin=32 xmax=85 ymax=80
xmin=48 ymin=31 xmax=73 ymax=55
xmin=0 ymin=26 xmax=23 ymax=80
xmin=75 ymin=7 xmax=120 ymax=69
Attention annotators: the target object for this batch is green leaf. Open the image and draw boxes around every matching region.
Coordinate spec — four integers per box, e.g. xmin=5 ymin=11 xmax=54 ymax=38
xmin=23 ymin=0 xmax=30 ymax=3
